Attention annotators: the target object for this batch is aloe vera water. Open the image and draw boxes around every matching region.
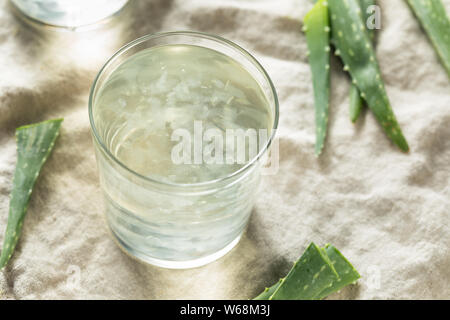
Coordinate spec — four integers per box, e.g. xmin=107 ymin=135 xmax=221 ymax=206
xmin=91 ymin=42 xmax=275 ymax=268
xmin=95 ymin=44 xmax=272 ymax=183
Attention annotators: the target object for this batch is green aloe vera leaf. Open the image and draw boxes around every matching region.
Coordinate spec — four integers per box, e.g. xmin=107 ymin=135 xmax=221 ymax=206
xmin=359 ymin=0 xmax=377 ymax=40
xmin=304 ymin=0 xmax=331 ymax=156
xmin=253 ymin=243 xmax=360 ymax=300
xmin=406 ymin=0 xmax=450 ymax=77
xmin=313 ymin=0 xmax=376 ymax=122
xmin=350 ymin=0 xmax=377 ymax=122
xmin=328 ymin=0 xmax=409 ymax=152
xmin=269 ymin=242 xmax=339 ymax=300
xmin=0 ymin=119 xmax=63 ymax=269
xmin=253 ymin=279 xmax=281 ymax=300
xmin=315 ymin=244 xmax=361 ymax=299
xmin=349 ymin=77 xmax=364 ymax=122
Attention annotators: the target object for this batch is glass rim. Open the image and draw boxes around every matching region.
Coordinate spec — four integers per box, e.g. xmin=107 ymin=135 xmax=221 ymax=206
xmin=88 ymin=31 xmax=280 ymax=188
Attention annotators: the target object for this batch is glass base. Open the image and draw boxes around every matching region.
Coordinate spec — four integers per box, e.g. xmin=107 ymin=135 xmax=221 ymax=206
xmin=111 ymin=229 xmax=243 ymax=269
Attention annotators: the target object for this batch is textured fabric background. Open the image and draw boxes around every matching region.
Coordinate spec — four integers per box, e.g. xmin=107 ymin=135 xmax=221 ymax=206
xmin=0 ymin=0 xmax=449 ymax=299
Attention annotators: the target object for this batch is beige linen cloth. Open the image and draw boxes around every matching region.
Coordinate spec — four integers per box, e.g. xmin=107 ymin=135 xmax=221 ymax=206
xmin=0 ymin=0 xmax=449 ymax=299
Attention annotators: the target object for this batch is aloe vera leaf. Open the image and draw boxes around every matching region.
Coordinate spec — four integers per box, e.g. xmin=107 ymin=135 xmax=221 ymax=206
xmin=304 ymin=0 xmax=331 ymax=156
xmin=350 ymin=0 xmax=377 ymax=122
xmin=359 ymin=0 xmax=377 ymax=40
xmin=0 ymin=119 xmax=63 ymax=269
xmin=269 ymin=242 xmax=339 ymax=300
xmin=313 ymin=0 xmax=376 ymax=122
xmin=349 ymin=84 xmax=364 ymax=122
xmin=328 ymin=0 xmax=409 ymax=152
xmin=253 ymin=279 xmax=281 ymax=300
xmin=315 ymin=244 xmax=361 ymax=299
xmin=406 ymin=0 xmax=450 ymax=77
xmin=253 ymin=243 xmax=360 ymax=300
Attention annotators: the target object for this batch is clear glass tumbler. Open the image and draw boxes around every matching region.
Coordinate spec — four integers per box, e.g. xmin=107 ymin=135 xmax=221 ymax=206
xmin=10 ymin=0 xmax=129 ymax=29
xmin=89 ymin=32 xmax=279 ymax=269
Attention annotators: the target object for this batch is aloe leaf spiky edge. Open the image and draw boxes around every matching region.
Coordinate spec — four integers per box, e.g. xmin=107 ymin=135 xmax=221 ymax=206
xmin=350 ymin=0 xmax=377 ymax=122
xmin=315 ymin=244 xmax=361 ymax=299
xmin=406 ymin=0 xmax=450 ymax=78
xmin=304 ymin=0 xmax=331 ymax=156
xmin=254 ymin=242 xmax=360 ymax=300
xmin=269 ymin=243 xmax=339 ymax=300
xmin=253 ymin=279 xmax=281 ymax=300
xmin=328 ymin=0 xmax=409 ymax=152
xmin=0 ymin=119 xmax=63 ymax=269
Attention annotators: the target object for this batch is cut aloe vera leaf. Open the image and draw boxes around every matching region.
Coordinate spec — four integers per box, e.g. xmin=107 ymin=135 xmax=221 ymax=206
xmin=0 ymin=119 xmax=63 ymax=269
xmin=350 ymin=0 xmax=377 ymax=122
xmin=407 ymin=0 xmax=450 ymax=77
xmin=254 ymin=243 xmax=360 ymax=300
xmin=329 ymin=0 xmax=409 ymax=152
xmin=254 ymin=279 xmax=281 ymax=300
xmin=315 ymin=244 xmax=361 ymax=299
xmin=269 ymin=242 xmax=339 ymax=300
xmin=304 ymin=0 xmax=331 ymax=156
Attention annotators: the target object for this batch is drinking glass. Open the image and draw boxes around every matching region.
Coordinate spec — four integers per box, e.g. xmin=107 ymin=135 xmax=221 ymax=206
xmin=89 ymin=32 xmax=279 ymax=269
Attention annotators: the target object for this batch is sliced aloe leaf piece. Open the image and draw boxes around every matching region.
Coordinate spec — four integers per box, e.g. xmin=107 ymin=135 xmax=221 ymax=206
xmin=315 ymin=244 xmax=361 ymax=299
xmin=254 ymin=242 xmax=360 ymax=300
xmin=0 ymin=119 xmax=63 ymax=269
xmin=254 ymin=279 xmax=281 ymax=300
xmin=269 ymin=242 xmax=339 ymax=300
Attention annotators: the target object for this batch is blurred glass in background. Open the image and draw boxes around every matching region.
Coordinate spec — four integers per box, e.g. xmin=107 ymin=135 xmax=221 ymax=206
xmin=11 ymin=0 xmax=129 ymax=29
